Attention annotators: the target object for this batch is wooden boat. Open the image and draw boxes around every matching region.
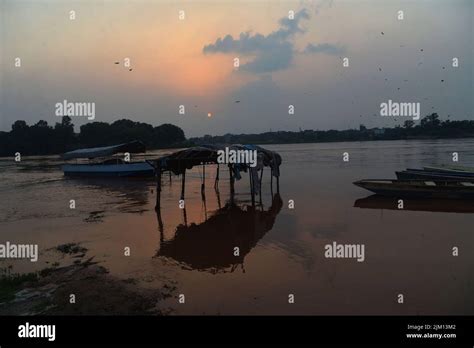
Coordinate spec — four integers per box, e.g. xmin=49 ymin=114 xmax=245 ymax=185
xmin=353 ymin=179 xmax=474 ymax=199
xmin=423 ymin=165 xmax=474 ymax=175
xmin=61 ymin=141 xmax=155 ymax=177
xmin=396 ymin=169 xmax=474 ymax=182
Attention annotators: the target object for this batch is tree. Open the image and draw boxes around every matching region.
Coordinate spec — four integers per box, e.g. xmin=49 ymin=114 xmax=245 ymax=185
xmin=403 ymin=120 xmax=415 ymax=129
xmin=11 ymin=120 xmax=29 ymax=132
xmin=420 ymin=113 xmax=441 ymax=128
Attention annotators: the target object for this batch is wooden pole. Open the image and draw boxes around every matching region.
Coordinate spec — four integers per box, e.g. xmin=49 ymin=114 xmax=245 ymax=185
xmin=154 ymin=163 xmax=162 ymax=211
xmin=270 ymin=168 xmax=273 ymax=196
xmin=201 ymin=164 xmax=205 ymax=194
xmin=229 ymin=165 xmax=235 ymax=196
xmin=214 ymin=164 xmax=220 ymax=190
xmin=181 ymin=170 xmax=186 ymax=201
xmin=249 ymin=170 xmax=255 ymax=206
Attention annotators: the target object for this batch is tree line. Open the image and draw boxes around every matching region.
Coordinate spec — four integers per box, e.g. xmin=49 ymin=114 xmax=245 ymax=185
xmin=1 ymin=113 xmax=473 ymax=157
xmin=0 ymin=117 xmax=187 ymax=156
xmin=190 ymin=114 xmax=474 ymax=145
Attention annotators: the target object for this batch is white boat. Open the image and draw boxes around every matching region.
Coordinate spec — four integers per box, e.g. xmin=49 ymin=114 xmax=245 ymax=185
xmin=61 ymin=141 xmax=155 ymax=177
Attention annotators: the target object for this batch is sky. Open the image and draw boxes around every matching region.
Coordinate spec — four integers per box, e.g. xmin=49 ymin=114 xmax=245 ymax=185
xmin=0 ymin=0 xmax=473 ymax=137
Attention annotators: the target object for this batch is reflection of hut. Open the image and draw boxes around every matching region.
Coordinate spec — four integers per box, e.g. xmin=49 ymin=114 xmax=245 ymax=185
xmin=148 ymin=144 xmax=282 ymax=209
xmin=156 ymin=194 xmax=283 ymax=273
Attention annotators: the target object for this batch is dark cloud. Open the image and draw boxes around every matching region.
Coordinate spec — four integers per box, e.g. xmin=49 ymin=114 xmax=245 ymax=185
xmin=203 ymin=9 xmax=310 ymax=73
xmin=303 ymin=43 xmax=345 ymax=55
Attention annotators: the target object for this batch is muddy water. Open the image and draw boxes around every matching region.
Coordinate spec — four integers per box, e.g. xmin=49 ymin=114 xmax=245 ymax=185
xmin=1 ymin=139 xmax=473 ymax=315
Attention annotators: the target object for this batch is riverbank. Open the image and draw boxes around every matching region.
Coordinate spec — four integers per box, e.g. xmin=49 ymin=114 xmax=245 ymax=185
xmin=0 ymin=244 xmax=175 ymax=315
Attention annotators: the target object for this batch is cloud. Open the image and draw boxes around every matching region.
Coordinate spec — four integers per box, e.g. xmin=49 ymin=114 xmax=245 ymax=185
xmin=203 ymin=9 xmax=310 ymax=73
xmin=304 ymin=43 xmax=345 ymax=55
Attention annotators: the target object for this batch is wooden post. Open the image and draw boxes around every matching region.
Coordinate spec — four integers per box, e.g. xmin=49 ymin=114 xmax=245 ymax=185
xmin=249 ymin=170 xmax=255 ymax=206
xmin=181 ymin=170 xmax=186 ymax=200
xmin=214 ymin=164 xmax=220 ymax=190
xmin=276 ymin=175 xmax=280 ymax=194
xmin=229 ymin=165 xmax=235 ymax=196
xmin=201 ymin=164 xmax=205 ymax=194
xmin=259 ymin=168 xmax=264 ymax=205
xmin=155 ymin=163 xmax=162 ymax=211
xmin=270 ymin=168 xmax=273 ymax=196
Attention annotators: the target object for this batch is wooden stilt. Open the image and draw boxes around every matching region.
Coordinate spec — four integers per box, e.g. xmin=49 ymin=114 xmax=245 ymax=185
xmin=229 ymin=165 xmax=235 ymax=196
xmin=214 ymin=164 xmax=220 ymax=190
xmin=270 ymin=168 xmax=273 ymax=196
xmin=276 ymin=175 xmax=280 ymax=194
xmin=154 ymin=164 xmax=162 ymax=211
xmin=201 ymin=164 xmax=205 ymax=194
xmin=181 ymin=170 xmax=186 ymax=200
xmin=249 ymin=170 xmax=255 ymax=206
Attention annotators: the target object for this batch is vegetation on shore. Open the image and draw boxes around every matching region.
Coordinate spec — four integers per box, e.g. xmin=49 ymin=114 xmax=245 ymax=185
xmin=191 ymin=114 xmax=474 ymax=145
xmin=0 ymin=113 xmax=472 ymax=157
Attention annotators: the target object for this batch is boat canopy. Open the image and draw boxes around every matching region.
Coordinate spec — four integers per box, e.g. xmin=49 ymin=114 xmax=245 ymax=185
xmin=61 ymin=140 xmax=146 ymax=160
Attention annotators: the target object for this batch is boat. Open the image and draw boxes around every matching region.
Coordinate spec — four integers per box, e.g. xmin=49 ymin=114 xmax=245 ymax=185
xmin=396 ymin=169 xmax=474 ymax=181
xmin=423 ymin=164 xmax=474 ymax=175
xmin=61 ymin=141 xmax=155 ymax=177
xmin=353 ymin=179 xmax=474 ymax=199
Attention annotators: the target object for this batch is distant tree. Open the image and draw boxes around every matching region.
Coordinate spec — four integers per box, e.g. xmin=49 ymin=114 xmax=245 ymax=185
xmin=420 ymin=113 xmax=441 ymax=128
xmin=404 ymin=120 xmax=415 ymax=129
xmin=11 ymin=120 xmax=29 ymax=132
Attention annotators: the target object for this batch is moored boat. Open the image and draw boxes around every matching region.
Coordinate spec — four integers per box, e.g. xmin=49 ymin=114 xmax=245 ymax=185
xmin=396 ymin=169 xmax=474 ymax=181
xmin=423 ymin=165 xmax=474 ymax=175
xmin=353 ymin=179 xmax=474 ymax=199
xmin=61 ymin=141 xmax=155 ymax=177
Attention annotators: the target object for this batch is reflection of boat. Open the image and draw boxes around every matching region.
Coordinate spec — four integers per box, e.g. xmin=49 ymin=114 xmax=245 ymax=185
xmin=156 ymin=194 xmax=283 ymax=272
xmin=61 ymin=141 xmax=155 ymax=177
xmin=354 ymin=194 xmax=474 ymax=213
xmin=353 ymin=179 xmax=474 ymax=199
xmin=396 ymin=169 xmax=474 ymax=182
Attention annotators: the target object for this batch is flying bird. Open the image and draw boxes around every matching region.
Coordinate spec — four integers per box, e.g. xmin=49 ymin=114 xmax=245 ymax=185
xmin=381 ymin=31 xmax=384 ymax=35
xmin=235 ymin=100 xmax=240 ymax=103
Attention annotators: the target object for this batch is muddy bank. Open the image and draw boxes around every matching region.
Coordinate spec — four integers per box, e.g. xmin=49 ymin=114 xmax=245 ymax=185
xmin=0 ymin=244 xmax=175 ymax=315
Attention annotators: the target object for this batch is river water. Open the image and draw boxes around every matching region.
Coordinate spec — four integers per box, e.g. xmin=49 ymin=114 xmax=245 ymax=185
xmin=1 ymin=139 xmax=473 ymax=315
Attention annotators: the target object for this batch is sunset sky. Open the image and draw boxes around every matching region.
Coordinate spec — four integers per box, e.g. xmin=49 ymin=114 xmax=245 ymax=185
xmin=1 ymin=0 xmax=472 ymax=137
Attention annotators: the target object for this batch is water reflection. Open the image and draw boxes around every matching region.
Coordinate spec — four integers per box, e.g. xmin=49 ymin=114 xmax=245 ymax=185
xmin=155 ymin=193 xmax=283 ymax=273
xmin=354 ymin=194 xmax=474 ymax=213
xmin=66 ymin=177 xmax=152 ymax=214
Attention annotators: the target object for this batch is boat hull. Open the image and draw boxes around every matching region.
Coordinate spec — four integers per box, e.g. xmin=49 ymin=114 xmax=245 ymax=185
xmin=62 ymin=162 xmax=155 ymax=177
xmin=396 ymin=170 xmax=474 ymax=182
xmin=353 ymin=180 xmax=474 ymax=199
